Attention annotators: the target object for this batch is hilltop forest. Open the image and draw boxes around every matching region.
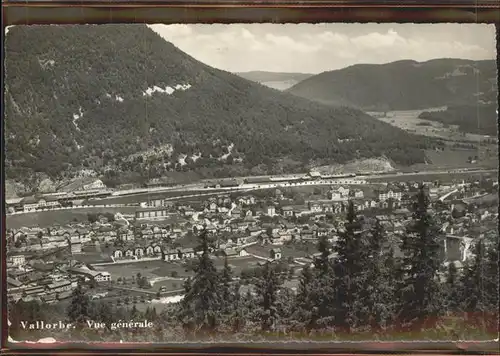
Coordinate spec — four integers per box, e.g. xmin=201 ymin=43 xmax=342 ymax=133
xmin=287 ymin=59 xmax=497 ymax=111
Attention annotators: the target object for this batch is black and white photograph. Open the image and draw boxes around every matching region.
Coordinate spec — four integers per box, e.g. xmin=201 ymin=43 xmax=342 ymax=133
xmin=4 ymin=23 xmax=499 ymax=344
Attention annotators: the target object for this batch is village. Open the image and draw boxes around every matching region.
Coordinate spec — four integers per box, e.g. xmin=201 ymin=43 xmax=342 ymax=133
xmin=6 ymin=175 xmax=499 ymax=310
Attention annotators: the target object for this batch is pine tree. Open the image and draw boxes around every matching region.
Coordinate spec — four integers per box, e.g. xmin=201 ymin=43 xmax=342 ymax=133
xmin=254 ymin=261 xmax=282 ymax=332
xmin=229 ymin=282 xmax=245 ymax=334
xmin=220 ymin=256 xmax=233 ymax=314
xmin=130 ymin=304 xmax=139 ymax=320
xmin=67 ymin=283 xmax=91 ymax=328
xmin=397 ymin=185 xmax=444 ymax=332
xmin=293 ymin=265 xmax=316 ymax=332
xmin=382 ymin=246 xmax=399 ymax=327
xmin=150 ymin=307 xmax=158 ymax=321
xmin=96 ymin=302 xmax=114 ymax=328
xmin=314 ymin=235 xmax=331 ymax=276
xmin=332 ymin=200 xmax=366 ymax=333
xmin=311 ymin=235 xmax=335 ymax=329
xmin=483 ymin=236 xmax=499 ymax=332
xmin=443 ymin=262 xmax=461 ymax=315
xmin=459 ymin=239 xmax=498 ymax=333
xmin=364 ymin=219 xmax=396 ymax=333
xmin=144 ymin=306 xmax=152 ymax=320
xmin=178 ymin=229 xmax=221 ymax=338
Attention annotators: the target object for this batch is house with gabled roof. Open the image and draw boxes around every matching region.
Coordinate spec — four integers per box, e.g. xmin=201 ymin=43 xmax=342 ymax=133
xmin=300 ymin=230 xmax=315 ymax=241
xmin=281 ymin=206 xmax=295 ymax=217
xmin=270 ymin=248 xmax=282 ymax=260
xmin=308 ymin=202 xmax=322 ymax=213
xmin=21 ymin=195 xmax=61 ymax=212
xmin=163 ymin=249 xmax=180 ymax=262
xmin=246 ymin=226 xmax=262 ymax=237
xmin=124 ymin=247 xmax=134 ymax=258
xmin=145 ymin=243 xmax=163 ymax=256
xmin=178 ymin=247 xmax=196 ymax=260
xmin=45 ymin=280 xmax=72 ymax=294
xmin=231 ymin=208 xmax=242 ymax=218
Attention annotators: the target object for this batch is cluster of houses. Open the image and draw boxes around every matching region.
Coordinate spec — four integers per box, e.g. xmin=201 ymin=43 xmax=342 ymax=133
xmin=6 ymin=177 xmax=497 ymax=305
xmin=6 ymin=178 xmax=110 ymax=213
xmin=7 ymin=258 xmax=112 ymax=304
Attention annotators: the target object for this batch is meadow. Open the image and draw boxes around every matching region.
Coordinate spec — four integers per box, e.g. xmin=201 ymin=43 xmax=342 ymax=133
xmin=373 ymin=108 xmax=489 ymax=142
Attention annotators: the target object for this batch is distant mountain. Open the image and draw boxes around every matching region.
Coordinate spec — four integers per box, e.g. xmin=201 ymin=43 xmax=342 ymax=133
xmin=236 ymin=71 xmax=313 ymax=91
xmin=5 ymin=25 xmax=433 ymax=188
xmin=287 ymin=59 xmax=497 ymax=111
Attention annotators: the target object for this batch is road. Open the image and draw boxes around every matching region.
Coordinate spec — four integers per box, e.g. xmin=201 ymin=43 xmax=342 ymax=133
xmin=111 ymin=285 xmax=184 ymax=296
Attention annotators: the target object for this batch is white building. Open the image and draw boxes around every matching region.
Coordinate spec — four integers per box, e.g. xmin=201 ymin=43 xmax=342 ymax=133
xmin=22 ymin=196 xmax=61 ymax=212
xmin=95 ymin=272 xmax=111 ymax=282
xmin=9 ymin=255 xmax=26 ymax=266
xmin=353 ymin=190 xmax=364 ymax=198
xmin=378 ymin=190 xmax=402 ymax=202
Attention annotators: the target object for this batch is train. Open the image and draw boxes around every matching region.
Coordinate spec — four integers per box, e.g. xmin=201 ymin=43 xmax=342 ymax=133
xmin=318 ymin=173 xmax=357 ymax=179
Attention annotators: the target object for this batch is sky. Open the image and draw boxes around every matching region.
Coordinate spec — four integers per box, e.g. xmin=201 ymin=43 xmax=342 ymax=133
xmin=150 ymin=23 xmax=496 ymax=74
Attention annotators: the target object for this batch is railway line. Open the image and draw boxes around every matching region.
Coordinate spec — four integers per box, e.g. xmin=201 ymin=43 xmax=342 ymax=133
xmin=7 ymin=168 xmax=497 ymax=216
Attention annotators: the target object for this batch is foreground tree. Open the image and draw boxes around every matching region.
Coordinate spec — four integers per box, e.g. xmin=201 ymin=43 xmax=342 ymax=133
xmin=292 ymin=265 xmax=316 ymax=332
xmin=254 ymin=262 xmax=282 ymax=332
xmin=311 ymin=235 xmax=335 ymax=329
xmin=178 ymin=229 xmax=221 ymax=338
xmin=227 ymin=282 xmax=246 ymax=334
xmin=363 ymin=219 xmax=397 ymax=333
xmin=332 ymin=201 xmax=367 ymax=333
xmin=443 ymin=261 xmax=462 ymax=315
xmin=460 ymin=237 xmax=499 ymax=334
xmin=220 ymin=256 xmax=233 ymax=315
xmin=396 ymin=186 xmax=444 ymax=332
xmin=67 ymin=283 xmax=91 ymax=328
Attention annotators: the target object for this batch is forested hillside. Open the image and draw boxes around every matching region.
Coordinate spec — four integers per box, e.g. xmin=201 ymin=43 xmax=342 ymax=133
xmin=5 ymin=25 xmax=434 ymax=188
xmin=419 ymin=103 xmax=498 ymax=136
xmin=287 ymin=59 xmax=497 ymax=111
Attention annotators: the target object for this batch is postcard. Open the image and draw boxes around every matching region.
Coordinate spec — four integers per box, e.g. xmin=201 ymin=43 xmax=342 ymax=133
xmin=4 ymin=23 xmax=498 ymax=344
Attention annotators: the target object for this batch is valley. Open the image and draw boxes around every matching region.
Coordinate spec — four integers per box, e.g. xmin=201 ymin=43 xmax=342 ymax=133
xmin=367 ymin=107 xmax=498 ymax=171
xmin=5 ymin=23 xmax=498 ymax=344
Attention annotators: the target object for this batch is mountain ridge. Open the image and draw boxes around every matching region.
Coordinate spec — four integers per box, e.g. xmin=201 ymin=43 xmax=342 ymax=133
xmin=236 ymin=71 xmax=314 ymax=83
xmin=236 ymin=71 xmax=314 ymax=91
xmin=287 ymin=58 xmax=497 ymax=111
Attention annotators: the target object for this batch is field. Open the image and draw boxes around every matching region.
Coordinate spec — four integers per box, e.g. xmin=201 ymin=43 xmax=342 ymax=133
xmin=6 ymin=206 xmax=140 ymax=229
xmin=372 ymin=108 xmax=489 ymax=142
xmin=94 ymin=256 xmax=264 ymax=288
xmin=429 ymin=144 xmax=495 ymax=167
xmin=95 ymin=260 xmax=189 ymax=279
xmin=215 ymin=256 xmax=264 ymax=275
xmin=151 ymin=279 xmax=184 ymax=292
xmin=425 ymin=149 xmax=475 ymax=167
